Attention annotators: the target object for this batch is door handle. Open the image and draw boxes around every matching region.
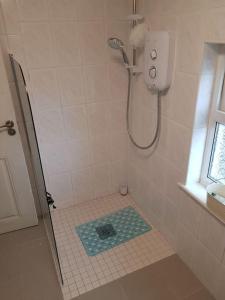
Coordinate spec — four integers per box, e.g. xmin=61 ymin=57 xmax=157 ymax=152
xmin=0 ymin=120 xmax=16 ymax=136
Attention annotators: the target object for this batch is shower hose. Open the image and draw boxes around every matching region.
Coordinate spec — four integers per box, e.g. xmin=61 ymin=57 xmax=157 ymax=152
xmin=126 ymin=68 xmax=161 ymax=150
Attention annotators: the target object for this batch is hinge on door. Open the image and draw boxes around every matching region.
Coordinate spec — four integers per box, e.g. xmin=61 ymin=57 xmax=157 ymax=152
xmin=46 ymin=192 xmax=56 ymax=209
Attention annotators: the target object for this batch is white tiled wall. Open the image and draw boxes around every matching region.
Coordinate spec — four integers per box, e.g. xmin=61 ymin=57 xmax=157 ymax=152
xmin=127 ymin=1 xmax=225 ymax=299
xmin=0 ymin=0 xmax=132 ymax=207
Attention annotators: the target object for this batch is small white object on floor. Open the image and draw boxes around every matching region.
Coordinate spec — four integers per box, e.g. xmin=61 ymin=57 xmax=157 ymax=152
xmin=119 ymin=184 xmax=128 ymax=196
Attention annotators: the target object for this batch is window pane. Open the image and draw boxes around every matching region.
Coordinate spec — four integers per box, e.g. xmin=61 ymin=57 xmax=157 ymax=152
xmin=219 ymin=72 xmax=225 ymax=112
xmin=208 ymin=123 xmax=225 ymax=182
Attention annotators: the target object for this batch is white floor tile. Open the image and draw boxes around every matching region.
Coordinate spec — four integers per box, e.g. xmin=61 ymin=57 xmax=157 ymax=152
xmin=51 ymin=193 xmax=174 ymax=299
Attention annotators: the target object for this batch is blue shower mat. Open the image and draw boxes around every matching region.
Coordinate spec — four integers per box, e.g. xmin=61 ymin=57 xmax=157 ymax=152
xmin=75 ymin=206 xmax=152 ymax=256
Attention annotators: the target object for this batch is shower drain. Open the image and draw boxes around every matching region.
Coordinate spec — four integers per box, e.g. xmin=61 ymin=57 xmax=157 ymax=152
xmin=95 ymin=223 xmax=117 ymax=240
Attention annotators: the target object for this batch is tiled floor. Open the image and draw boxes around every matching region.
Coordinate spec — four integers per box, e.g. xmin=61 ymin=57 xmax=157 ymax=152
xmin=0 ymin=220 xmax=63 ymax=300
xmin=76 ymin=255 xmax=215 ymax=300
xmin=0 ymin=213 xmax=215 ymax=300
xmin=51 ymin=194 xmax=175 ymax=300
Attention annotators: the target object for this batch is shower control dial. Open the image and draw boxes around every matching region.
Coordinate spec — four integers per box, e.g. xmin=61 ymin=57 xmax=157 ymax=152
xmin=150 ymin=49 xmax=157 ymax=60
xmin=149 ymin=66 xmax=157 ymax=79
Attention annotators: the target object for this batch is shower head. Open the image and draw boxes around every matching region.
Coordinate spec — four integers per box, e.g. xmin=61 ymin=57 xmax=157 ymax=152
xmin=108 ymin=37 xmax=124 ymax=50
xmin=107 ymin=37 xmax=129 ymax=65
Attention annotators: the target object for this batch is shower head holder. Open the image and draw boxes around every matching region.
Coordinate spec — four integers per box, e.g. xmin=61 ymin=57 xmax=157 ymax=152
xmin=125 ymin=64 xmax=142 ymax=74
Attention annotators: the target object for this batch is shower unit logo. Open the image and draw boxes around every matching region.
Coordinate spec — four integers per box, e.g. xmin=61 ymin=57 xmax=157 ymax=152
xmin=107 ymin=1 xmax=173 ymax=150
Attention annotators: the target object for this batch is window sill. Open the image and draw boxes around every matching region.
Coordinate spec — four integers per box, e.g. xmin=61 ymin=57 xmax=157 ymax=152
xmin=178 ymin=182 xmax=225 ymax=225
xmin=178 ymin=182 xmax=207 ymax=205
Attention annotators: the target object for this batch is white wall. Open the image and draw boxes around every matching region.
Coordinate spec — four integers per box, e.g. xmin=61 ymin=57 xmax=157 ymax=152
xmin=1 ymin=0 xmax=132 ymax=208
xmin=128 ymin=1 xmax=225 ymax=299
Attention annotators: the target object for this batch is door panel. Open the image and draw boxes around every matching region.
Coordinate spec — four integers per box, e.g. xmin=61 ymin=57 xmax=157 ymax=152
xmin=0 ymin=158 xmax=18 ymax=219
xmin=0 ymin=47 xmax=38 ymax=234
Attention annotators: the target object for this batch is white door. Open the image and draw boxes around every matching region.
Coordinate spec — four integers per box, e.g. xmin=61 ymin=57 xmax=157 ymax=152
xmin=0 ymin=47 xmax=38 ymax=234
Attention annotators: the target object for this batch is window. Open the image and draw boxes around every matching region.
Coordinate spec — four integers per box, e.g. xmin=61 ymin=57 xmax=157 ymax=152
xmin=202 ymin=55 xmax=225 ymax=185
xmin=208 ymin=123 xmax=225 ymax=181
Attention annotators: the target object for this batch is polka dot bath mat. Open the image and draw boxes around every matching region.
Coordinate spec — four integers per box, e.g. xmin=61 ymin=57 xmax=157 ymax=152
xmin=75 ymin=206 xmax=152 ymax=256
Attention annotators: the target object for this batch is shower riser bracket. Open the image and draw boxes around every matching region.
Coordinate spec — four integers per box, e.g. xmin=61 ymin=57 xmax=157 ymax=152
xmin=125 ymin=65 xmax=142 ymax=74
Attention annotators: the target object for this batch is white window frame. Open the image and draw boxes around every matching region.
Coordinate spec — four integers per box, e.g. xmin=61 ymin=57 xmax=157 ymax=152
xmin=201 ymin=54 xmax=225 ymax=186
